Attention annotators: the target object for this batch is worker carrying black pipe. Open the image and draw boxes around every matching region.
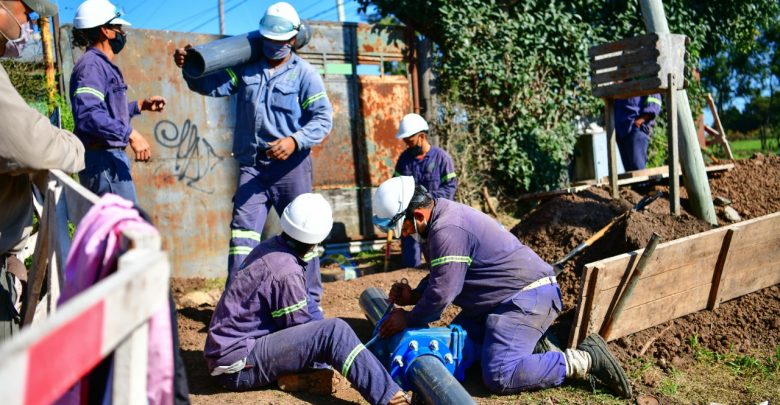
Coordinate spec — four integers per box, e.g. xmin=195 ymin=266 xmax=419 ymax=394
xmin=371 ymin=176 xmax=634 ymax=399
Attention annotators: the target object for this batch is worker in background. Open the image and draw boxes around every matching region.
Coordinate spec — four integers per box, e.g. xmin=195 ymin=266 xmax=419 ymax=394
xmin=392 ymin=113 xmax=456 ymax=268
xmin=69 ymin=0 xmax=165 ymax=204
xmin=614 ymin=94 xmax=662 ymax=171
xmin=0 ymin=0 xmax=85 ymax=341
xmin=205 ymin=194 xmax=409 ymax=405
xmin=173 ymin=2 xmax=332 ymax=316
xmin=371 ymin=176 xmax=633 ymax=399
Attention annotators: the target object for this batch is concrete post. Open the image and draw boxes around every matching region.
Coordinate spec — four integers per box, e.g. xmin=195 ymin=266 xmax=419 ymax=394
xmin=640 ymin=0 xmax=717 ymax=225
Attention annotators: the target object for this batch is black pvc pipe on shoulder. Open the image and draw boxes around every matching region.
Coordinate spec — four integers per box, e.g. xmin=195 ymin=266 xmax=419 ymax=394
xmin=182 ymin=22 xmax=312 ymax=79
xmin=407 ymin=355 xmax=477 ymax=405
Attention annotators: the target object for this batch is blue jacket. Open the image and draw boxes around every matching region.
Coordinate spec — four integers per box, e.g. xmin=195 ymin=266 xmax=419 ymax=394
xmin=204 ymin=235 xmax=313 ymax=370
xmin=614 ymin=94 xmax=662 ymax=138
xmin=184 ymin=53 xmax=333 ymax=166
xmin=410 ymin=199 xmax=554 ymax=324
xmin=70 ymin=47 xmax=141 ymax=148
xmin=394 ymin=146 xmax=457 ymax=199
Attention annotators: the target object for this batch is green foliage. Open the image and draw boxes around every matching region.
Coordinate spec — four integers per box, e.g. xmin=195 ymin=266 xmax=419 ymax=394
xmin=689 ymin=335 xmax=780 ymax=378
xmin=1 ymin=59 xmax=47 ymax=102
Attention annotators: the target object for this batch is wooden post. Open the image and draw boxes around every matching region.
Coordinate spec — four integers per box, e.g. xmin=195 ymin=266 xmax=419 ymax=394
xmin=668 ymin=73 xmax=680 ymax=215
xmin=640 ymin=0 xmax=718 ymax=225
xmin=39 ymin=16 xmax=58 ymax=112
xmin=707 ymin=228 xmax=736 ymax=310
xmin=706 ymin=93 xmax=734 ymax=159
xmin=113 ymin=323 xmax=149 ymax=405
xmin=605 ymin=98 xmax=619 ymax=198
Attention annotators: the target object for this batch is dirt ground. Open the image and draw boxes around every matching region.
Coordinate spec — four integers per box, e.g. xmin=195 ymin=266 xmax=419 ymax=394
xmin=174 ymin=155 xmax=780 ymax=404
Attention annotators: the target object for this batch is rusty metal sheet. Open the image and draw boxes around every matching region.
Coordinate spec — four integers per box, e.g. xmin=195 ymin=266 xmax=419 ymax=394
xmin=311 ymin=77 xmax=357 ymax=188
xmin=298 ymin=21 xmax=355 ymax=64
xmin=359 ymin=76 xmax=412 ymax=186
xmin=356 ymin=24 xmax=407 ymax=62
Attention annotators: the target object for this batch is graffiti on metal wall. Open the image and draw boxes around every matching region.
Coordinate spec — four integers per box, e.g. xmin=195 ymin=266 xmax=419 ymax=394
xmin=153 ymin=119 xmax=224 ymax=193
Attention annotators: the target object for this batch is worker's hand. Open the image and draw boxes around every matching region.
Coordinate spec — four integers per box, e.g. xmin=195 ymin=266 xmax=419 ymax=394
xmin=173 ymin=44 xmax=193 ymax=68
xmin=266 ymin=137 xmax=297 ymax=160
xmin=633 ymin=117 xmax=646 ymax=127
xmin=378 ymin=308 xmax=408 ymax=338
xmin=389 ymin=282 xmax=414 ymax=306
xmin=129 ymin=130 xmax=152 ymax=162
xmin=140 ymin=96 xmax=167 ymax=112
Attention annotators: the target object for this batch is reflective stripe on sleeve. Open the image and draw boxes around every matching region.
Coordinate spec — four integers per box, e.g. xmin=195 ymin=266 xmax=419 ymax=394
xmin=430 ymin=255 xmax=472 ymax=267
xmin=271 ymin=298 xmax=307 ymax=318
xmin=74 ymin=87 xmax=105 ymax=101
xmin=228 ymin=246 xmax=254 ymax=256
xmin=301 ymin=92 xmax=327 ymax=109
xmin=231 ymin=229 xmax=261 ymax=241
xmin=226 ymin=68 xmax=238 ymax=86
xmin=441 ymin=172 xmax=456 ymax=182
xmin=646 ymin=96 xmax=662 ymax=106
xmin=341 ymin=343 xmax=366 ymax=377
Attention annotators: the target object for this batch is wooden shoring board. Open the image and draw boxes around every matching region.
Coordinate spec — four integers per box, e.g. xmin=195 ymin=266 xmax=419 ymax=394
xmin=568 ymin=212 xmax=780 ymax=346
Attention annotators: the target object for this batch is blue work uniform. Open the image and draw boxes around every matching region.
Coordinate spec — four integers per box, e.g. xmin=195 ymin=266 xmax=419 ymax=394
xmin=70 ymin=47 xmax=141 ymax=203
xmin=184 ymin=53 xmax=333 ymax=310
xmin=394 ymin=146 xmax=457 ymax=267
xmin=205 ymin=236 xmax=401 ymax=405
xmin=614 ymin=94 xmax=662 ymax=171
xmin=409 ymin=198 xmax=565 ymax=393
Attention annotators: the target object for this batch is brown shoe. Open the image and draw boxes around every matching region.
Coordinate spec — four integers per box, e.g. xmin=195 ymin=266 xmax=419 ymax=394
xmin=277 ymin=369 xmax=344 ymax=395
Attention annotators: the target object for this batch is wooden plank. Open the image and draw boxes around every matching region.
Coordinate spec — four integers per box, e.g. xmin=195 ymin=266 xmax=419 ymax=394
xmin=568 ymin=265 xmax=600 ymax=348
xmin=571 ymin=163 xmax=733 ymax=187
xmin=22 ymin=185 xmax=55 ymax=326
xmin=590 ymin=48 xmax=660 ymax=71
xmin=113 ymin=322 xmax=149 ymax=405
xmin=707 ymin=228 xmax=736 ymax=310
xmin=0 ymin=249 xmax=169 ymax=405
xmin=592 ymin=77 xmax=663 ymax=99
xmin=588 ymin=33 xmax=659 ymax=58
xmin=591 ymin=62 xmax=660 ymax=86
xmin=606 ymin=100 xmax=618 ymax=198
xmin=706 ymin=93 xmax=734 ymax=159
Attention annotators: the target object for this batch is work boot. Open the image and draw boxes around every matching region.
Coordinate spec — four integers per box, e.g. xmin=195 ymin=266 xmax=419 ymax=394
xmin=277 ymin=368 xmax=344 ymax=395
xmin=576 ymin=333 xmax=632 ymax=399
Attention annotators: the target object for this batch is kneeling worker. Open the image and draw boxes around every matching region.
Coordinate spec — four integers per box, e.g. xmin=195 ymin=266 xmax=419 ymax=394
xmin=371 ymin=176 xmax=632 ymax=398
xmin=205 ymin=193 xmax=409 ymax=405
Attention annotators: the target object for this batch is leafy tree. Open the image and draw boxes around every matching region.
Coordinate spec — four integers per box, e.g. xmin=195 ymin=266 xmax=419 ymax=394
xmin=359 ymin=0 xmax=779 ymax=200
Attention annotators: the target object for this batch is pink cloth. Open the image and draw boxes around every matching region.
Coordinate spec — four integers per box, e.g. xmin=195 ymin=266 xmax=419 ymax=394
xmin=58 ymin=194 xmax=173 ymax=405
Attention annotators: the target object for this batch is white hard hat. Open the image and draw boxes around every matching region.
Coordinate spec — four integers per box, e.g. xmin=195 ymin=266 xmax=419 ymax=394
xmin=259 ymin=2 xmax=301 ymax=41
xmin=372 ymin=176 xmax=416 ymax=236
xmin=395 ymin=113 xmax=429 ymax=140
xmin=74 ymin=0 xmax=131 ymax=29
xmin=281 ymin=193 xmax=333 ymax=244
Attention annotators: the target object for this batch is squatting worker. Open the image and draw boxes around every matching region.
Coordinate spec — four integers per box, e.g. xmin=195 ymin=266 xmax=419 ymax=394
xmin=615 ymin=94 xmax=662 ymax=171
xmin=392 ymin=113 xmax=456 ymax=268
xmin=204 ymin=194 xmax=410 ymax=405
xmin=371 ymin=176 xmax=634 ymax=399
xmin=0 ymin=0 xmax=85 ymax=341
xmin=69 ymin=0 xmax=165 ymax=204
xmin=174 ymin=2 xmax=332 ymax=313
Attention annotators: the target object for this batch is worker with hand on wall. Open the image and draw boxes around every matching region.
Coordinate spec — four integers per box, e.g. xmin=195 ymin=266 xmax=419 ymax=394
xmin=614 ymin=94 xmax=662 ymax=171
xmin=392 ymin=113 xmax=457 ymax=268
xmin=204 ymin=194 xmax=410 ymax=405
xmin=173 ymin=3 xmax=332 ymax=317
xmin=69 ymin=0 xmax=165 ymax=204
xmin=371 ymin=177 xmax=633 ymax=399
xmin=1 ymin=0 xmax=85 ymax=342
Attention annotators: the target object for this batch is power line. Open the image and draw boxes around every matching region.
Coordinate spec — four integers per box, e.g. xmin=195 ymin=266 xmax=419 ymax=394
xmin=162 ymin=0 xmax=239 ymax=31
xmin=189 ymin=0 xmax=249 ymax=33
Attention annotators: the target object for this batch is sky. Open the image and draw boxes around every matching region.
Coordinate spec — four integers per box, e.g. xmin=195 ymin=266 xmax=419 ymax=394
xmin=52 ymin=0 xmax=372 ymax=35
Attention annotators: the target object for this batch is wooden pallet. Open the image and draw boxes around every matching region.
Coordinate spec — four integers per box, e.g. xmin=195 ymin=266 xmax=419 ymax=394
xmin=568 ymin=211 xmax=780 ymax=347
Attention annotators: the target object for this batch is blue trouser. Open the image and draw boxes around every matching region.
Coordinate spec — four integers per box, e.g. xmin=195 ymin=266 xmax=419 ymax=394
xmin=454 ymin=284 xmax=566 ymax=393
xmin=228 ymin=155 xmax=322 ymax=319
xmin=401 ymin=235 xmax=421 ymax=267
xmin=215 ymin=318 xmax=401 ymax=405
xmin=617 ymin=124 xmax=651 ymax=171
xmin=79 ymin=149 xmax=138 ymax=204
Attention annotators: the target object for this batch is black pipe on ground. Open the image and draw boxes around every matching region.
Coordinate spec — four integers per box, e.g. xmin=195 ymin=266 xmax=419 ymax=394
xmin=182 ymin=22 xmax=312 ymax=78
xmin=358 ymin=287 xmax=476 ymax=405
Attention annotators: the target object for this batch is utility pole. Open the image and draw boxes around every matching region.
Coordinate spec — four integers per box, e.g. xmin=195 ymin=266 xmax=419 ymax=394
xmin=336 ymin=0 xmax=345 ymax=22
xmin=39 ymin=16 xmax=57 ymax=112
xmin=218 ymin=0 xmax=225 ymax=35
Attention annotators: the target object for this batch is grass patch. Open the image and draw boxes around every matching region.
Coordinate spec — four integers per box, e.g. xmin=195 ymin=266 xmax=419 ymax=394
xmin=689 ymin=335 xmax=780 ymax=378
xmin=728 ymin=138 xmax=780 ymax=159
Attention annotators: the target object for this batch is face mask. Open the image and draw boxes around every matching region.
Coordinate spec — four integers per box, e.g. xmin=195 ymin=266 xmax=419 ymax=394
xmin=410 ymin=217 xmax=427 ymax=244
xmin=109 ymin=31 xmax=126 ymax=54
xmin=0 ymin=6 xmax=33 ymax=59
xmin=408 ymin=136 xmax=424 ymax=156
xmin=263 ymin=40 xmax=291 ymax=61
